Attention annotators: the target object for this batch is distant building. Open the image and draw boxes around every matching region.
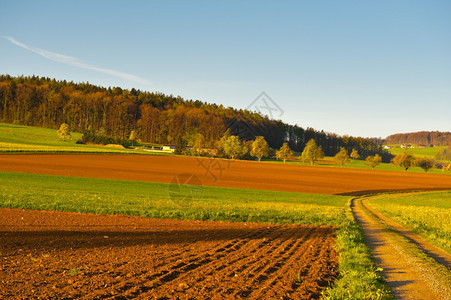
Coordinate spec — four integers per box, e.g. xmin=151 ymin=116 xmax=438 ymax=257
xmin=162 ymin=145 xmax=176 ymax=153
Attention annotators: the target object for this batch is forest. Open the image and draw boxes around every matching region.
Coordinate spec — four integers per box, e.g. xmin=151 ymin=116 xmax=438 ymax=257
xmin=0 ymin=75 xmax=391 ymax=160
xmin=386 ymin=131 xmax=451 ymax=146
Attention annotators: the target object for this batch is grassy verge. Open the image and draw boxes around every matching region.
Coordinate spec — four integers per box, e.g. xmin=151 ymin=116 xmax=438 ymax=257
xmin=323 ymin=199 xmax=393 ymax=299
xmin=366 ymin=192 xmax=451 ymax=253
xmin=359 ymin=196 xmax=451 ymax=294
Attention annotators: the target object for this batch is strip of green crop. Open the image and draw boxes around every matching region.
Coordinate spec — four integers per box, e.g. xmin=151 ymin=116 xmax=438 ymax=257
xmin=367 ymin=192 xmax=451 ymax=253
xmin=0 ymin=171 xmax=347 ymax=225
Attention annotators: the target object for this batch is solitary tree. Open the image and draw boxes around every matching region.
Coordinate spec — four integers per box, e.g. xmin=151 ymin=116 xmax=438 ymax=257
xmin=392 ymin=152 xmax=415 ymax=171
xmin=222 ymin=135 xmax=248 ymax=159
xmin=57 ymin=123 xmax=71 ymax=141
xmin=276 ymin=142 xmax=294 ymax=163
xmin=334 ymin=147 xmax=350 ymax=167
xmin=129 ymin=130 xmax=137 ymax=146
xmin=443 ymin=163 xmax=451 ymax=172
xmin=365 ymin=154 xmax=382 ymax=170
xmin=300 ymin=139 xmax=324 ymax=165
xmin=350 ymin=148 xmax=360 ymax=160
xmin=415 ymin=157 xmax=434 ymax=172
xmin=250 ymin=136 xmax=269 ymax=161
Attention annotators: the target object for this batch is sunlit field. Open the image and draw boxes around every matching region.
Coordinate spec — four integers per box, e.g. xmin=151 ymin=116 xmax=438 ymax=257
xmin=0 ymin=170 xmax=391 ymax=298
xmin=367 ymin=191 xmax=451 ymax=253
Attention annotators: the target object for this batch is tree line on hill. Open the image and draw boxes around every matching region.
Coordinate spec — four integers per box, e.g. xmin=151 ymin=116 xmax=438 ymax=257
xmin=386 ymin=131 xmax=451 ymax=146
xmin=0 ymin=75 xmax=392 ymax=161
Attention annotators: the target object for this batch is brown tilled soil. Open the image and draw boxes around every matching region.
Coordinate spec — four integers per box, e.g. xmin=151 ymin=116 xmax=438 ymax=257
xmin=0 ymin=154 xmax=450 ymax=195
xmin=0 ymin=208 xmax=338 ymax=299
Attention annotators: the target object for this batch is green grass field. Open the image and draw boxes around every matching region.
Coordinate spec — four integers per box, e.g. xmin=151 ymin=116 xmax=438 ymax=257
xmin=0 ymin=170 xmax=348 ymax=225
xmin=367 ymin=192 xmax=451 ymax=253
xmin=264 ymin=156 xmax=451 ymax=175
xmin=0 ymin=170 xmax=391 ymax=299
xmin=388 ymin=146 xmax=447 ymax=158
xmin=0 ymin=123 xmax=156 ymax=154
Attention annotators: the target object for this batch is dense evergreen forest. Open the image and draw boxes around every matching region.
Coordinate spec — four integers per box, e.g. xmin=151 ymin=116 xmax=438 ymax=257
xmin=0 ymin=75 xmax=392 ymax=160
xmin=386 ymin=131 xmax=451 ymax=146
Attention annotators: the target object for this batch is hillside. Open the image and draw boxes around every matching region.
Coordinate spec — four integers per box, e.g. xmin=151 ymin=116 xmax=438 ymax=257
xmin=386 ymin=131 xmax=451 ymax=146
xmin=0 ymin=74 xmax=391 ymax=160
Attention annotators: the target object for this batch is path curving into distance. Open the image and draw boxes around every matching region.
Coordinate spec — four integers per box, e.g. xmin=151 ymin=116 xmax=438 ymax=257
xmin=352 ymin=196 xmax=451 ymax=300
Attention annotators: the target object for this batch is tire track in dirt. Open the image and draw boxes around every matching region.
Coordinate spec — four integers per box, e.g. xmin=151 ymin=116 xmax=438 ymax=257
xmin=353 ymin=197 xmax=451 ymax=300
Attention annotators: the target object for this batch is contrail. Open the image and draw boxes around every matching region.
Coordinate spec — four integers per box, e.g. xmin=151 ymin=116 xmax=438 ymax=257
xmin=2 ymin=36 xmax=150 ymax=85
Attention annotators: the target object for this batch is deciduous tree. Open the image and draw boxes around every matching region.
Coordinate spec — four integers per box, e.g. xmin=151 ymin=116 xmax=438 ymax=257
xmin=250 ymin=136 xmax=269 ymax=161
xmin=334 ymin=147 xmax=350 ymax=167
xmin=174 ymin=136 xmax=187 ymax=155
xmin=415 ymin=157 xmax=434 ymax=172
xmin=57 ymin=123 xmax=71 ymax=141
xmin=365 ymin=154 xmax=382 ymax=170
xmin=276 ymin=142 xmax=293 ymax=163
xmin=392 ymin=152 xmax=415 ymax=171
xmin=222 ymin=135 xmax=248 ymax=159
xmin=129 ymin=130 xmax=137 ymax=146
xmin=350 ymin=148 xmax=360 ymax=160
xmin=300 ymin=139 xmax=323 ymax=165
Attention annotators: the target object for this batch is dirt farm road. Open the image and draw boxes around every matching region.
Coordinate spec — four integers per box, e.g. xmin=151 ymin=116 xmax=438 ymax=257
xmin=353 ymin=197 xmax=451 ymax=300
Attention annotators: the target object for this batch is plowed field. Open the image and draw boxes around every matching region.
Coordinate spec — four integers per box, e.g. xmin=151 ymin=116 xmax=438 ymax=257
xmin=1 ymin=154 xmax=450 ymax=298
xmin=0 ymin=208 xmax=337 ymax=299
xmin=0 ymin=154 xmax=450 ymax=195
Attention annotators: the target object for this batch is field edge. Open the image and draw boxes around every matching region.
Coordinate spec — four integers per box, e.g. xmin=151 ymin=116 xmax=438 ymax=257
xmin=322 ymin=198 xmax=393 ymax=299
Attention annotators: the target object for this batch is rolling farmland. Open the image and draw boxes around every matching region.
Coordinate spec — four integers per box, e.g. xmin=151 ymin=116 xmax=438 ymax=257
xmin=1 ymin=153 xmax=450 ymax=298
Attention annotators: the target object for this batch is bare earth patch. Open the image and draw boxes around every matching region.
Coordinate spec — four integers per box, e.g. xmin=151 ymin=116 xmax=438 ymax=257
xmin=0 ymin=154 xmax=450 ymax=195
xmin=0 ymin=208 xmax=338 ymax=299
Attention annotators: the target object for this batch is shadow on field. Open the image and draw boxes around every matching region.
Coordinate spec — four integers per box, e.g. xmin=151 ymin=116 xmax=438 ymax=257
xmin=0 ymin=226 xmax=334 ymax=252
xmin=337 ymin=187 xmax=451 ymax=196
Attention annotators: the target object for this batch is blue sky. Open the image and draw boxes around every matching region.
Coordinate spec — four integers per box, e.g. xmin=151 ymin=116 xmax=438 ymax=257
xmin=1 ymin=0 xmax=450 ymax=138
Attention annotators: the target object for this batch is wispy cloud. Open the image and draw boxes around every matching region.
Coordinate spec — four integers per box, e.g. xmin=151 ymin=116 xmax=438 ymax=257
xmin=2 ymin=36 xmax=150 ymax=85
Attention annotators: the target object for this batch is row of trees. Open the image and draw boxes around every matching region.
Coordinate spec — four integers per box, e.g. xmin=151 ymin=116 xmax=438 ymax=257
xmin=391 ymin=152 xmax=451 ymax=172
xmin=386 ymin=131 xmax=451 ymax=146
xmin=60 ymin=120 xmax=451 ymax=172
xmin=297 ymin=141 xmax=451 ymax=172
xmin=215 ymin=135 xmax=382 ymax=169
xmin=0 ymin=75 xmax=392 ymax=160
